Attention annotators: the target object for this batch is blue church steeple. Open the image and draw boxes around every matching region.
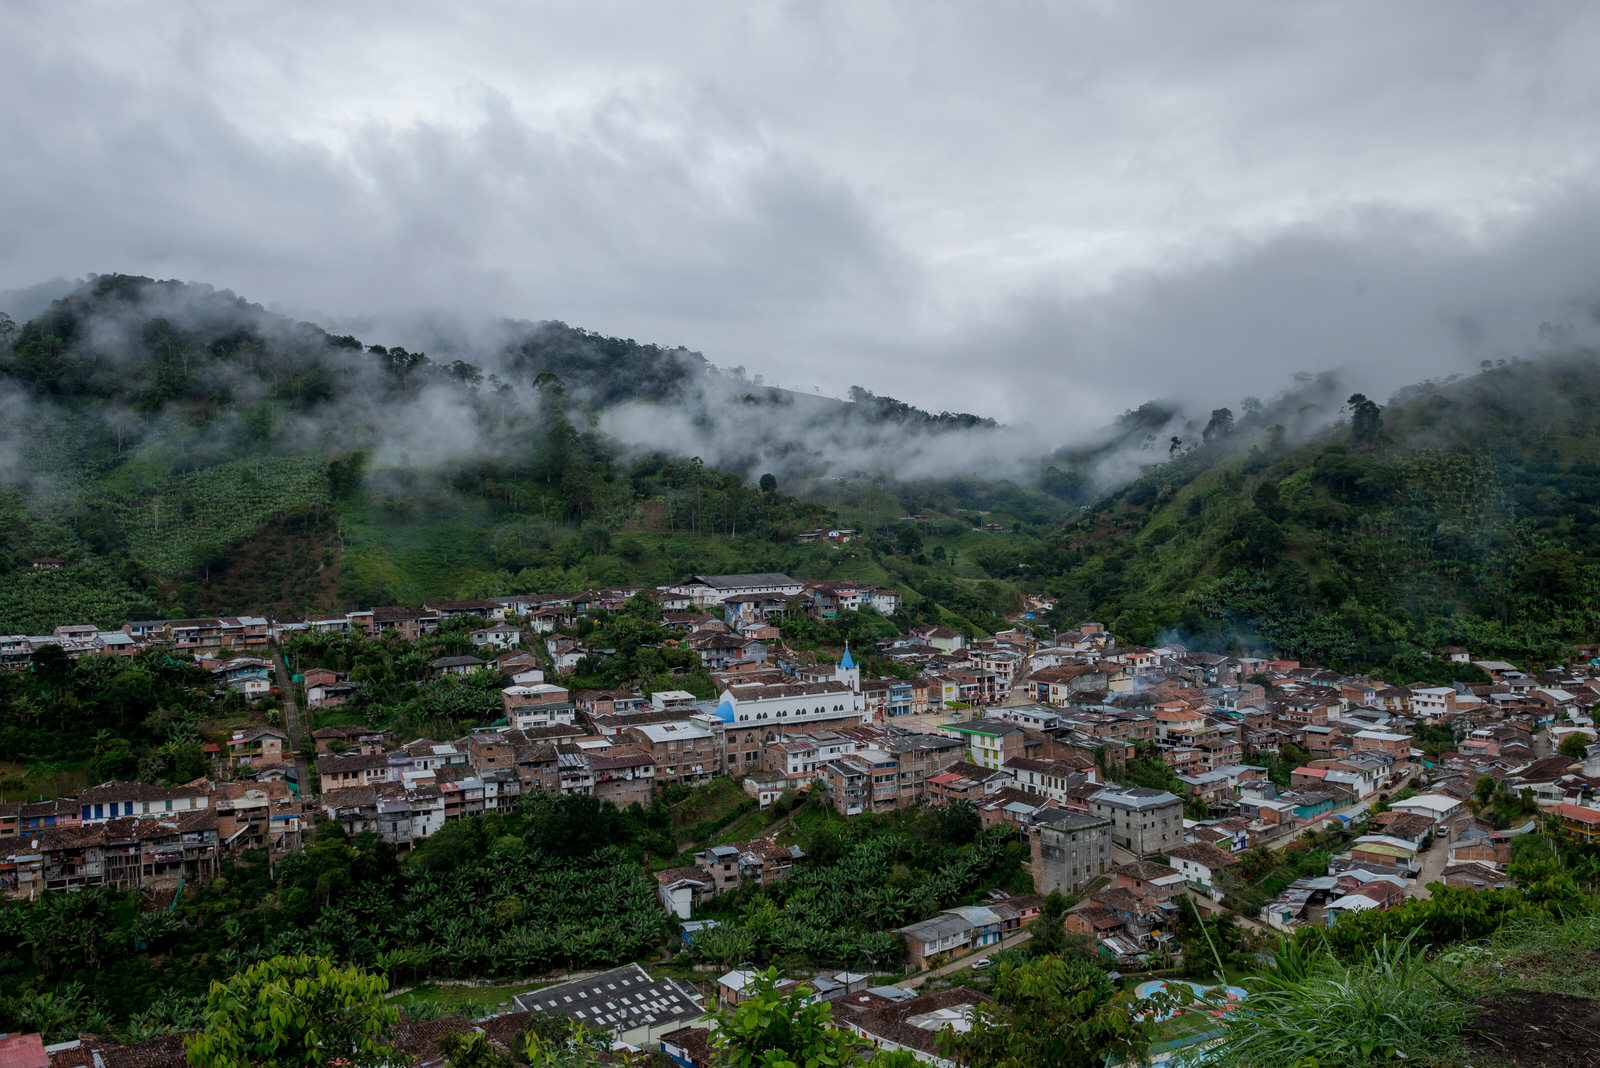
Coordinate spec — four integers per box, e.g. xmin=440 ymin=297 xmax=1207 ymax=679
xmin=835 ymin=642 xmax=860 ymax=693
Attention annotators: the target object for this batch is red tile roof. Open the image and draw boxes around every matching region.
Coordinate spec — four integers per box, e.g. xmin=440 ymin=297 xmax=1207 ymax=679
xmin=0 ymin=1033 xmax=48 ymax=1068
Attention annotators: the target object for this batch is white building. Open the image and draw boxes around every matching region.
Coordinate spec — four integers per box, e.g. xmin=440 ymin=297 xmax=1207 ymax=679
xmin=1410 ymin=687 xmax=1457 ymax=716
xmin=470 ymin=624 xmax=521 ymax=650
xmin=712 ymin=679 xmax=867 ymax=730
xmin=769 ymin=733 xmax=860 ymax=780
xmin=669 ymin=573 xmax=805 ymax=607
xmin=509 ymin=704 xmax=579 ymax=731
xmin=1389 ymin=793 xmax=1465 ymax=824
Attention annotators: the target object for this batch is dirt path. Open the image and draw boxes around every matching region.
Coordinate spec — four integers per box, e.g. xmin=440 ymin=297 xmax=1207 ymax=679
xmin=1184 ymin=889 xmax=1270 ymax=935
xmin=272 ymin=649 xmax=313 ymax=797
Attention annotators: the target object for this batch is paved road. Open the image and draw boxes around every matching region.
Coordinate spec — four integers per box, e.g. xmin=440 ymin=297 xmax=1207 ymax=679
xmin=1410 ymin=839 xmax=1450 ymax=900
xmin=901 ymin=929 xmax=1032 ymax=988
xmin=271 ymin=650 xmax=313 ymax=797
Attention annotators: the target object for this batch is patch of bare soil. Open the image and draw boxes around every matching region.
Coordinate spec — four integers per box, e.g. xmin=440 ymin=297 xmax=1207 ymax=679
xmin=1464 ymin=990 xmax=1600 ymax=1068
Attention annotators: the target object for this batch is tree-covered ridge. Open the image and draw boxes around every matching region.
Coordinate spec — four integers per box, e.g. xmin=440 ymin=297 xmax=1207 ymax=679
xmin=0 ymin=275 xmax=845 ymax=627
xmin=1033 ymin=352 xmax=1600 ymax=670
xmin=0 ymin=274 xmax=1070 ymax=634
xmin=0 ymin=273 xmax=706 ymax=412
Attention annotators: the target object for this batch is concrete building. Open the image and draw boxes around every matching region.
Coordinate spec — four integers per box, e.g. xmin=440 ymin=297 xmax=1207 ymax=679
xmin=1032 ymin=809 xmax=1114 ymax=895
xmin=623 ymin=721 xmax=720 ymax=787
xmin=1089 ymin=786 xmax=1183 ymax=857
xmin=937 ymin=718 xmax=1027 ymax=770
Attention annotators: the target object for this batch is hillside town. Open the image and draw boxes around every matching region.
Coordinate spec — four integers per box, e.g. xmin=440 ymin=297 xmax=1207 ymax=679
xmin=5 ymin=572 xmax=1600 ymax=1064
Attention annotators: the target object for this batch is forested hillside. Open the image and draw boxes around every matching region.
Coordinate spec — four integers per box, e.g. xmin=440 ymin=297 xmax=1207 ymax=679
xmin=12 ymin=274 xmax=1600 ymax=669
xmin=0 ymin=275 xmax=1062 ymax=633
xmin=1032 ymin=352 xmax=1600 ymax=671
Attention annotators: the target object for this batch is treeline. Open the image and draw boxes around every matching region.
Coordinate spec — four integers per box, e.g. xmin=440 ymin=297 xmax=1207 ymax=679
xmin=0 ymin=648 xmax=229 ymax=789
xmin=845 ymin=385 xmax=998 ymax=430
xmin=689 ymin=796 xmax=1030 ymax=972
xmin=0 ymin=794 xmax=672 ymax=1040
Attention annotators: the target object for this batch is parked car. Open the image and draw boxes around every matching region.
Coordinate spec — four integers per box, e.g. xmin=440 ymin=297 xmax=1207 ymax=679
xmin=970 ymin=958 xmax=994 ymax=970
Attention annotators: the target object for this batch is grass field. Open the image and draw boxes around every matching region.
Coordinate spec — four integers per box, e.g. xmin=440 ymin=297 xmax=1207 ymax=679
xmin=387 ymin=978 xmax=558 ymax=1016
xmin=712 ymin=804 xmax=781 ymax=845
xmin=0 ymin=762 xmax=89 ymax=802
xmin=666 ymin=776 xmax=754 ymax=838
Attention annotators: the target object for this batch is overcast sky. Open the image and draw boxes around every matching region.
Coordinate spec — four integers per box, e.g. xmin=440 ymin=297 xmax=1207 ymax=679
xmin=4 ymin=1 xmax=1600 ymax=432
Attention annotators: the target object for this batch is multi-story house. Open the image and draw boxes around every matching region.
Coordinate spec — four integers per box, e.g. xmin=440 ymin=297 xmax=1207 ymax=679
xmin=1002 ymin=756 xmax=1096 ymax=804
xmin=1032 ymin=810 xmax=1114 ymax=894
xmin=79 ymin=781 xmax=211 ymax=823
xmin=877 ymin=732 xmax=965 ymax=804
xmin=762 ymin=732 xmax=860 ymax=783
xmin=590 ymin=749 xmax=655 ymax=807
xmin=316 ymin=752 xmax=392 ymax=794
xmin=1089 ymin=786 xmax=1184 ymax=857
xmin=623 ymin=722 xmax=720 ymax=787
xmin=820 ymin=757 xmax=871 ymax=816
xmin=938 ymin=718 xmax=1028 ymax=770
xmin=502 ymin=683 xmax=576 ymax=728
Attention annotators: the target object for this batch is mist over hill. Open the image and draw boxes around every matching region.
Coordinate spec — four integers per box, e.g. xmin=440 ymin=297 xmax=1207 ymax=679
xmin=1030 ymin=348 xmax=1600 ymax=671
xmin=6 ymin=271 xmax=1599 ymax=676
xmin=0 ymin=274 xmax=1095 ymax=632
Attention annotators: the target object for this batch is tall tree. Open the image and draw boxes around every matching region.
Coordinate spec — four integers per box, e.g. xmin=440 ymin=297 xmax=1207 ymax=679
xmin=1027 ymin=890 xmax=1073 ymax=958
xmin=439 ymin=1031 xmax=514 ymax=1068
xmin=1347 ymin=392 xmax=1382 ymax=444
xmin=185 ymin=954 xmax=399 ymax=1068
xmin=1202 ymin=407 xmax=1234 ymax=442
xmin=1558 ymin=732 xmax=1593 ymax=760
xmin=708 ymin=968 xmax=914 ymax=1068
xmin=939 ymin=956 xmax=1163 ymax=1068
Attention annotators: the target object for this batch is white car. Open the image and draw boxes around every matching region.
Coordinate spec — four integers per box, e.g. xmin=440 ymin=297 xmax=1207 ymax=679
xmin=970 ymin=958 xmax=994 ymax=970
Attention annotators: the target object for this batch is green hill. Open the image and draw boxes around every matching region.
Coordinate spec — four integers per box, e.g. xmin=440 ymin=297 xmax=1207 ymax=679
xmin=1032 ymin=352 xmax=1600 ymax=671
xmin=0 ymin=274 xmax=1056 ymax=633
xmin=15 ymin=272 xmax=1600 ymax=667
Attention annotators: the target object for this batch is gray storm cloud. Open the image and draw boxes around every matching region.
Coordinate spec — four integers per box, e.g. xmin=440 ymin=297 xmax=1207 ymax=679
xmin=2 ymin=1 xmax=1600 ymax=438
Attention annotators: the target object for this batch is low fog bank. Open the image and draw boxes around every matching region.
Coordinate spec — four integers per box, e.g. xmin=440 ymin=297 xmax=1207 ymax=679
xmin=4 ymin=272 xmax=1592 ymax=510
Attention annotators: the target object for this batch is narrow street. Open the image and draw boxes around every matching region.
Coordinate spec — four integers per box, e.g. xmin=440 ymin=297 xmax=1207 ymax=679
xmin=271 ymin=649 xmax=313 ymax=797
xmin=1410 ymin=839 xmax=1450 ymax=900
xmin=901 ymin=929 xmax=1032 ymax=989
